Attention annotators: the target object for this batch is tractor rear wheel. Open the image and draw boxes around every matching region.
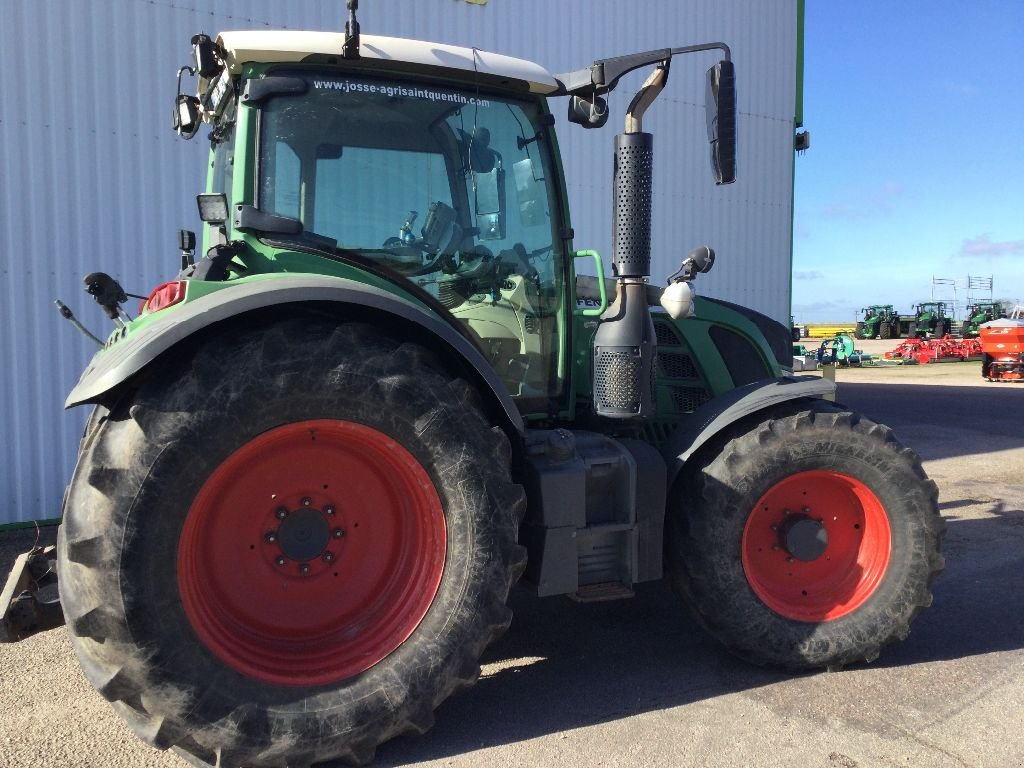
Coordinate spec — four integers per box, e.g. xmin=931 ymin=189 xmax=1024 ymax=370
xmin=854 ymin=322 xmax=865 ymax=340
xmin=57 ymin=319 xmax=526 ymax=767
xmin=667 ymin=403 xmax=943 ymax=670
xmin=879 ymin=322 xmax=892 ymax=340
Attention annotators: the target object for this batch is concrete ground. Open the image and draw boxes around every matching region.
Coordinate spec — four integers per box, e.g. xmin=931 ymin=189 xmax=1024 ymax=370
xmin=2 ymin=348 xmax=1022 ymax=768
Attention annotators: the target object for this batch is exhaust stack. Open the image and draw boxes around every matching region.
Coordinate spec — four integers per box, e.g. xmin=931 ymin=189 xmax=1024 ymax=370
xmin=593 ymin=66 xmax=666 ymax=419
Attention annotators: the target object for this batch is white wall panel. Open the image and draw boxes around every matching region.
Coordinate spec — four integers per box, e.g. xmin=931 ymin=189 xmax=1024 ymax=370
xmin=0 ymin=0 xmax=798 ymax=525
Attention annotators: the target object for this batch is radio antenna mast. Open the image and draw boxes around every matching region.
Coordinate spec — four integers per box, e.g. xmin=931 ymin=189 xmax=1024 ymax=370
xmin=343 ymin=0 xmax=360 ymax=59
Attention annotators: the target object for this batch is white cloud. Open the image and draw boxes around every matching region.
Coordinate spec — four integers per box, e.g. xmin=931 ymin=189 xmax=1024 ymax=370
xmin=959 ymin=234 xmax=1024 ymax=258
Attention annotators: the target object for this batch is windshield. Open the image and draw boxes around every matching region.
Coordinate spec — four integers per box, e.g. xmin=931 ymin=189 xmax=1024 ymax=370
xmin=258 ymin=72 xmax=566 ymax=403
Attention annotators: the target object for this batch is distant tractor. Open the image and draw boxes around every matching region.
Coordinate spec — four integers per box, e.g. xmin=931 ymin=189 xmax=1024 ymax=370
xmin=855 ymin=304 xmax=898 ymax=339
xmin=912 ymin=301 xmax=951 ymax=338
xmin=891 ymin=301 xmax=950 ymax=339
xmin=962 ymin=301 xmax=1007 ymax=338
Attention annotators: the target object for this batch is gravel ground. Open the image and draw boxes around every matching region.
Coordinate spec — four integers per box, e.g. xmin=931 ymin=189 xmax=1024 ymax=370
xmin=2 ymin=352 xmax=1022 ymax=768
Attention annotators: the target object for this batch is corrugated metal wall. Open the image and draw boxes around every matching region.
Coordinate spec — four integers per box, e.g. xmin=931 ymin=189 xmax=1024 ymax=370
xmin=0 ymin=0 xmax=798 ymax=525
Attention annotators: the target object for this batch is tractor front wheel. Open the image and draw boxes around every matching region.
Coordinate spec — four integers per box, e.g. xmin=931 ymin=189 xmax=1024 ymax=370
xmin=57 ymin=319 xmax=526 ymax=767
xmin=667 ymin=404 xmax=944 ymax=670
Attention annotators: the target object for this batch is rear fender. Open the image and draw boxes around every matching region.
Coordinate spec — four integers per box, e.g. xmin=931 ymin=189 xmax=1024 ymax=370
xmin=66 ymin=276 xmax=525 ymax=434
xmin=663 ymin=376 xmax=836 ymax=485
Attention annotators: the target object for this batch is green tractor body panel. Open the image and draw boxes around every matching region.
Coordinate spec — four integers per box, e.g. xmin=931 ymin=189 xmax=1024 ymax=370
xmin=570 ymin=287 xmax=793 ymax=444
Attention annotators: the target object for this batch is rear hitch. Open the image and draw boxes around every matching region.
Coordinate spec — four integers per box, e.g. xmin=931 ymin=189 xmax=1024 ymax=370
xmin=0 ymin=545 xmax=64 ymax=642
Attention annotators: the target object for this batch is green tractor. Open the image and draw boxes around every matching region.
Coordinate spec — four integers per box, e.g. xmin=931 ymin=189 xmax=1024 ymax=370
xmin=909 ymin=301 xmax=951 ymax=338
xmin=855 ymin=304 xmax=899 ymax=339
xmin=962 ymin=300 xmax=1007 ymax=338
xmin=2 ymin=14 xmax=944 ymax=768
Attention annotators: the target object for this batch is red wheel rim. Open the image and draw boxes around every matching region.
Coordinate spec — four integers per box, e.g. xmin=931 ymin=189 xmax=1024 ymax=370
xmin=741 ymin=470 xmax=891 ymax=622
xmin=177 ymin=420 xmax=446 ymax=687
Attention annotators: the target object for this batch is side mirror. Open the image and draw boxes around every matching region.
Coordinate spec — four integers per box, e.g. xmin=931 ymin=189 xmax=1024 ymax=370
xmin=474 ymin=166 xmax=506 ymax=240
xmin=512 ymin=158 xmax=545 ymax=227
xmin=705 ymin=60 xmax=737 ymax=185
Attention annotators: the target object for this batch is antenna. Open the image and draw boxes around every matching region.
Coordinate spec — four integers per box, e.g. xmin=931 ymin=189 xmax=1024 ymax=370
xmin=343 ymin=0 xmax=360 ymax=59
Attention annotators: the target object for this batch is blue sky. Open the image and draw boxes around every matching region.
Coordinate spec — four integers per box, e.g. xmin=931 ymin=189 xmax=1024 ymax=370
xmin=792 ymin=1 xmax=1024 ymax=323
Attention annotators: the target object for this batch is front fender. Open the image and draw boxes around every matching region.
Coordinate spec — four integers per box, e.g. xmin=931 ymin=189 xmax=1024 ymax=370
xmin=66 ymin=275 xmax=525 ymax=433
xmin=663 ymin=376 xmax=836 ymax=485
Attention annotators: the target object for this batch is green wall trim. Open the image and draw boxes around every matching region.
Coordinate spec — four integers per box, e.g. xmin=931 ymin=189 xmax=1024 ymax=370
xmin=795 ymin=0 xmax=805 ymax=128
xmin=0 ymin=519 xmax=60 ymax=533
xmin=788 ymin=0 xmax=806 ymax=318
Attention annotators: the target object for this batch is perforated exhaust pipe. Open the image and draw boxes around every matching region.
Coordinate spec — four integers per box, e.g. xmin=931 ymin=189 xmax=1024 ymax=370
xmin=593 ymin=66 xmax=666 ymax=419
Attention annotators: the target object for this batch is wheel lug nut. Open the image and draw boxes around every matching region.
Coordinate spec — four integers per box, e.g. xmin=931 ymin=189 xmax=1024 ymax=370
xmin=770 ymin=525 xmax=779 ymax=532
xmin=786 ymin=556 xmax=795 ymax=563
xmin=299 ymin=563 xmax=311 ymax=575
xmin=265 ymin=531 xmax=277 ymax=543
xmin=802 ymin=507 xmax=811 ymax=514
xmin=323 ymin=551 xmax=335 ymax=563
xmin=771 ymin=544 xmax=780 ymax=551
xmin=275 ymin=507 xmax=289 ymax=520
xmin=301 ymin=497 xmax=312 ymax=507
xmin=324 ymin=505 xmax=335 ymax=516
xmin=333 ymin=528 xmax=345 ymax=539
xmin=275 ymin=556 xmax=287 ymax=567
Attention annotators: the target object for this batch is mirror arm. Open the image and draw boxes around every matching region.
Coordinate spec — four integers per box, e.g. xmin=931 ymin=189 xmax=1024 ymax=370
xmin=556 ymin=42 xmax=731 ymax=97
xmin=670 ymin=42 xmax=731 ymax=62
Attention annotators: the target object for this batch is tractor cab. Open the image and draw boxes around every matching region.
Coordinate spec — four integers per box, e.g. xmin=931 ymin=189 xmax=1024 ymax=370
xmin=189 ymin=33 xmax=572 ymax=407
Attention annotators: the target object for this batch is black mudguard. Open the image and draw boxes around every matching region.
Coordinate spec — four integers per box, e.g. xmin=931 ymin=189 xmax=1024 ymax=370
xmin=663 ymin=376 xmax=836 ymax=484
xmin=66 ymin=275 xmax=525 ymax=434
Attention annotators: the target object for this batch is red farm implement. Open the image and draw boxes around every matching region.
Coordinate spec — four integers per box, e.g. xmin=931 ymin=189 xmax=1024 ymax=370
xmin=884 ymin=335 xmax=983 ymax=365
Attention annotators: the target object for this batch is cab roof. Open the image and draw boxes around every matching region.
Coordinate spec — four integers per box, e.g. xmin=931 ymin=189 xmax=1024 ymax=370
xmin=216 ymin=31 xmax=561 ymax=95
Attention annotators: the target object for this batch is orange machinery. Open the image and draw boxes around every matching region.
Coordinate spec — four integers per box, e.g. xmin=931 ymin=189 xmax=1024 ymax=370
xmin=979 ymin=319 xmax=1024 ymax=381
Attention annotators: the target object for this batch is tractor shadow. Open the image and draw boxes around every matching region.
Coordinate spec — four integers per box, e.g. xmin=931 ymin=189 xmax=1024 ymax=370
xmin=877 ymin=506 xmax=1024 ymax=667
xmin=375 ymin=579 xmax=782 ymax=765
xmin=374 ymin=510 xmax=1024 ymax=765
